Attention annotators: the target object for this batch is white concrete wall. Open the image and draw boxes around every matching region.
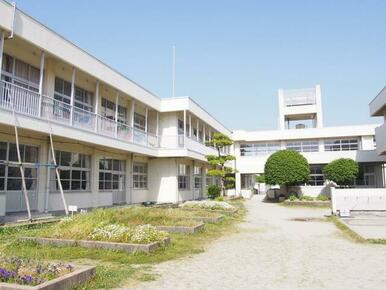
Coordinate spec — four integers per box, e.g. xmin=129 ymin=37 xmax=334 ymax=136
xmin=148 ymin=158 xmax=178 ymax=203
xmin=331 ymin=187 xmax=386 ymax=213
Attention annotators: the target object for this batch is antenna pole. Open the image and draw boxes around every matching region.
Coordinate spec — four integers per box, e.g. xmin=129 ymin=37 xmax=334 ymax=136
xmin=172 ymin=45 xmax=175 ymax=97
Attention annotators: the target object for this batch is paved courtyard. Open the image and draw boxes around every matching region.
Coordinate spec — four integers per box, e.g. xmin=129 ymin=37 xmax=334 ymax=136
xmin=133 ymin=196 xmax=386 ymax=290
xmin=341 ymin=212 xmax=386 ymax=240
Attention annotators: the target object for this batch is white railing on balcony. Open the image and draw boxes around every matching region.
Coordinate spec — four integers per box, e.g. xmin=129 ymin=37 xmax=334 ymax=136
xmin=159 ymin=134 xmax=217 ymax=155
xmin=0 ymin=80 xmax=40 ymax=117
xmin=0 ymin=80 xmax=159 ymax=149
xmin=283 ymin=88 xmax=316 ymax=107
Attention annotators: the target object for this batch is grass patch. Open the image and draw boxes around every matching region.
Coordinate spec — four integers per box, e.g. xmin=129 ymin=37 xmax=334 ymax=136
xmin=327 ymin=216 xmax=367 ymax=243
xmin=280 ymin=201 xmax=331 ymax=208
xmin=0 ymin=202 xmax=245 ymax=289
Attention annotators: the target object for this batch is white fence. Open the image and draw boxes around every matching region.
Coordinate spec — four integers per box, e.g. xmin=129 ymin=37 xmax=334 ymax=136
xmin=331 ymin=187 xmax=386 ymax=213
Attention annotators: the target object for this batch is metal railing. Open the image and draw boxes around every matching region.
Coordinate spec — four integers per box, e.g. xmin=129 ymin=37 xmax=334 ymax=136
xmin=0 ymin=80 xmax=40 ymax=117
xmin=0 ymin=80 xmax=159 ymax=149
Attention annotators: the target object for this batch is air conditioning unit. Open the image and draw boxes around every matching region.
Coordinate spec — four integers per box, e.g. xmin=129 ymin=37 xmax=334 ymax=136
xmin=295 ymin=123 xmax=306 ymax=129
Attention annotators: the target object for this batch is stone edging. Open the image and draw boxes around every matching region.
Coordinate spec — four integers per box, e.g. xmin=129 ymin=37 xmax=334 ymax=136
xmin=181 ymin=215 xmax=224 ymax=223
xmin=156 ymin=223 xmax=205 ymax=233
xmin=0 ymin=265 xmax=96 ymax=290
xmin=19 ymin=237 xmax=170 ymax=253
xmin=283 ymin=200 xmax=331 ymax=207
xmin=181 ymin=208 xmax=238 ymax=215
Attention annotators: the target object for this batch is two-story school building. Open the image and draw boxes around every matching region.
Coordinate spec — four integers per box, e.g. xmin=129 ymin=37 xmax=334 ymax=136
xmin=0 ymin=1 xmax=228 ymax=221
xmin=232 ymin=85 xmax=386 ymax=197
xmin=1 ymin=1 xmax=386 ymax=222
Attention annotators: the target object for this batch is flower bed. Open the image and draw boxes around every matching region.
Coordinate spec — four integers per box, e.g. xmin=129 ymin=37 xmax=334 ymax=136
xmin=179 ymin=200 xmax=236 ymax=211
xmin=0 ymin=257 xmax=95 ymax=289
xmin=0 ymin=257 xmax=73 ymax=286
xmin=155 ymin=223 xmax=205 ymax=234
xmin=283 ymin=195 xmax=331 ymax=207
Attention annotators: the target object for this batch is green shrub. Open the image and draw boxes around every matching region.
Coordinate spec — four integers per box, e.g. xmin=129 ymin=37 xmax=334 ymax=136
xmin=264 ymin=150 xmax=310 ymax=186
xmin=323 ymin=158 xmax=359 ymax=186
xmin=215 ymin=196 xmax=224 ymax=202
xmin=255 ymin=174 xmax=265 ymax=183
xmin=207 ymin=185 xmax=221 ymax=199
xmin=316 ymin=194 xmax=330 ymax=201
xmin=288 ymin=195 xmax=298 ymax=201
xmin=299 ymin=195 xmax=314 ymax=201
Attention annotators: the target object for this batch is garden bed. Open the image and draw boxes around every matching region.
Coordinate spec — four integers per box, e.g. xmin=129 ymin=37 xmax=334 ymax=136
xmin=155 ymin=223 xmax=205 ymax=234
xmin=179 ymin=200 xmax=238 ymax=215
xmin=19 ymin=236 xmax=171 ymax=254
xmin=0 ymin=256 xmax=95 ymax=290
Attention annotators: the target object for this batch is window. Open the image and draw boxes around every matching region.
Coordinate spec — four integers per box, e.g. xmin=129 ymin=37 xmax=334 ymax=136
xmin=134 ymin=113 xmax=146 ymax=131
xmin=363 ymin=165 xmax=376 ymax=186
xmin=194 ymin=166 xmax=202 ymax=189
xmin=0 ymin=142 xmax=38 ymax=191
xmin=54 ymin=77 xmax=93 ymax=111
xmin=241 ymin=174 xmax=254 ymax=189
xmin=133 ymin=162 xmax=147 ymax=189
xmin=101 ymin=98 xmax=127 ymax=123
xmin=240 ymin=143 xmax=280 ymax=156
xmin=286 ymin=140 xmax=318 ymax=152
xmin=178 ymin=164 xmax=190 ymax=190
xmin=324 ymin=138 xmax=359 ymax=151
xmin=307 ymin=165 xmax=324 ymax=186
xmin=51 ymin=151 xmax=90 ymax=191
xmin=99 ymin=158 xmax=126 ymax=191
xmin=1 ymin=54 xmax=40 ymax=92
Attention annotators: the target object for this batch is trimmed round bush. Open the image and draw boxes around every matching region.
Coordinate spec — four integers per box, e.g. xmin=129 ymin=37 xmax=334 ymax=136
xmin=323 ymin=158 xmax=359 ymax=186
xmin=207 ymin=185 xmax=221 ymax=199
xmin=264 ymin=150 xmax=310 ymax=186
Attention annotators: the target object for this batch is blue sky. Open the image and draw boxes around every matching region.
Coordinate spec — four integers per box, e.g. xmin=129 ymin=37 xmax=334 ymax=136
xmin=14 ymin=0 xmax=386 ymax=130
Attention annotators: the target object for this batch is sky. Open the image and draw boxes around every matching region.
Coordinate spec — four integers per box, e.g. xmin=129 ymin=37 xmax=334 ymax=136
xmin=13 ymin=0 xmax=386 ymax=131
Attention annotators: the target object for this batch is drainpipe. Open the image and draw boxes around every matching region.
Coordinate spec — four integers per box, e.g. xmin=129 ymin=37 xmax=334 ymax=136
xmin=7 ymin=2 xmax=16 ymax=40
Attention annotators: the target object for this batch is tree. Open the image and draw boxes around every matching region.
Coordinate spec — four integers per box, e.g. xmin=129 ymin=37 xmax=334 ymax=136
xmin=255 ymin=174 xmax=265 ymax=183
xmin=206 ymin=133 xmax=235 ymax=196
xmin=264 ymin=150 xmax=310 ymax=187
xmin=323 ymin=158 xmax=359 ymax=186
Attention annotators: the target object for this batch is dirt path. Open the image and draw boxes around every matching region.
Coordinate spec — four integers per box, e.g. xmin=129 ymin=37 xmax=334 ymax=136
xmin=131 ymin=196 xmax=386 ymax=290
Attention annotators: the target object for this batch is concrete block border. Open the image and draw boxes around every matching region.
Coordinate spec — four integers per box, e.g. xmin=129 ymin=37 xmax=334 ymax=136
xmin=181 ymin=208 xmax=238 ymax=215
xmin=283 ymin=200 xmax=331 ymax=207
xmin=19 ymin=237 xmax=171 ymax=253
xmin=156 ymin=222 xmax=205 ymax=233
xmin=0 ymin=265 xmax=96 ymax=290
xmin=181 ymin=215 xmax=225 ymax=224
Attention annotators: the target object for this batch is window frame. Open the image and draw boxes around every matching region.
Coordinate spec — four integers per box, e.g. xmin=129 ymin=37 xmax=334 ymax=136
xmin=133 ymin=162 xmax=148 ymax=189
xmin=50 ymin=150 xmax=91 ymax=192
xmin=178 ymin=164 xmax=191 ymax=190
xmin=324 ymin=138 xmax=359 ymax=151
xmin=98 ymin=158 xmax=126 ymax=191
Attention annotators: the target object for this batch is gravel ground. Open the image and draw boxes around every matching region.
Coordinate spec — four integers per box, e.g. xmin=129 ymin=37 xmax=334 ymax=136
xmin=131 ymin=196 xmax=386 ymax=290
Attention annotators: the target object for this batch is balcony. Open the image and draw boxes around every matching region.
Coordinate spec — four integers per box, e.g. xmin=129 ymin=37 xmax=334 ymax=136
xmin=0 ymin=80 xmax=159 ymax=148
xmin=159 ymin=134 xmax=218 ymax=156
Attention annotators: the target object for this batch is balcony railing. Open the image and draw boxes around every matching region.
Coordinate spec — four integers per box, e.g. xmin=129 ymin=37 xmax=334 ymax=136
xmin=159 ymin=134 xmax=217 ymax=155
xmin=0 ymin=80 xmax=159 ymax=148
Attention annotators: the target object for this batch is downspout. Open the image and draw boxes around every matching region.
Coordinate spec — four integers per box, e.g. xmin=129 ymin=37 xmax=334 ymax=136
xmin=7 ymin=2 xmax=16 ymax=40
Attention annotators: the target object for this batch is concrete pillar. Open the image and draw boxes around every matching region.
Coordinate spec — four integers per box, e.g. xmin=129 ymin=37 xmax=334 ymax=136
xmin=145 ymin=107 xmax=148 ymax=133
xmin=315 ymin=84 xmax=323 ymax=128
xmin=115 ymin=92 xmax=119 ymax=137
xmin=125 ymin=154 xmax=133 ymax=204
xmin=38 ymin=51 xmax=45 ymax=117
xmin=235 ymin=172 xmax=241 ymax=196
xmin=70 ymin=68 xmax=76 ymax=125
xmin=196 ymin=119 xmax=199 ymax=141
xmin=189 ymin=114 xmax=192 ymax=137
xmin=38 ymin=141 xmax=49 ymax=213
xmin=90 ymin=150 xmax=99 ymax=207
xmin=278 ymin=88 xmax=285 ymax=130
xmin=94 ymin=81 xmax=99 ymax=132
xmin=0 ymin=31 xmax=4 ymax=79
xmin=183 ymin=110 xmax=186 ymax=146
